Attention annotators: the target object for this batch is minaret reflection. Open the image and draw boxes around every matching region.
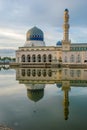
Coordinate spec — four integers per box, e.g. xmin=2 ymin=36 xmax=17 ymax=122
xmin=62 ymin=81 xmax=71 ymax=120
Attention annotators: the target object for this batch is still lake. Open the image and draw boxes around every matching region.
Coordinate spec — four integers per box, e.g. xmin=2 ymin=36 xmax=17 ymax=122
xmin=0 ymin=66 xmax=87 ymax=130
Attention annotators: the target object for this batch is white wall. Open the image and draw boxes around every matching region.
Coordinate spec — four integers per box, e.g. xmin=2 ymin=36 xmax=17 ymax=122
xmin=16 ymin=47 xmax=62 ymax=63
xmin=62 ymin=51 xmax=87 ymax=64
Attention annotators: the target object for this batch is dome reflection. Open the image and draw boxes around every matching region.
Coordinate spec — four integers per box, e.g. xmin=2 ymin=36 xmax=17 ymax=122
xmin=25 ymin=84 xmax=45 ymax=102
xmin=27 ymin=89 xmax=44 ymax=102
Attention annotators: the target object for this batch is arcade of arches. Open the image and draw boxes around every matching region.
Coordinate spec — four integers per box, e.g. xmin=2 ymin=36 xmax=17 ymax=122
xmin=21 ymin=54 xmax=52 ymax=63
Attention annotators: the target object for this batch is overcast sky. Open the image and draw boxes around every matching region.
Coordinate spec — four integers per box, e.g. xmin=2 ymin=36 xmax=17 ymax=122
xmin=0 ymin=0 xmax=87 ymax=49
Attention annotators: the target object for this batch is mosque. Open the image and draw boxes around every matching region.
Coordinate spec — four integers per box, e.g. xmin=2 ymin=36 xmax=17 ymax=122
xmin=14 ymin=9 xmax=87 ymax=67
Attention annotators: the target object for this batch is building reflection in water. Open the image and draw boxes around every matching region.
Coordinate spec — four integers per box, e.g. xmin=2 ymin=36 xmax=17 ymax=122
xmin=15 ymin=67 xmax=87 ymax=120
xmin=26 ymin=84 xmax=45 ymax=102
xmin=0 ymin=65 xmax=9 ymax=70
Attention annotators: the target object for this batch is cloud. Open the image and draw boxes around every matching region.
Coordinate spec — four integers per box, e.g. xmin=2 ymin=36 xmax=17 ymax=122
xmin=70 ymin=27 xmax=87 ymax=43
xmin=0 ymin=28 xmax=24 ymax=49
xmin=0 ymin=28 xmax=24 ymax=40
xmin=0 ymin=0 xmax=86 ymax=27
xmin=0 ymin=0 xmax=87 ymax=48
xmin=0 ymin=85 xmax=24 ymax=96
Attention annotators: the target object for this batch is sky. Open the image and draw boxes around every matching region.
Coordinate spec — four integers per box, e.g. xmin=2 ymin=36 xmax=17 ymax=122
xmin=0 ymin=0 xmax=87 ymax=50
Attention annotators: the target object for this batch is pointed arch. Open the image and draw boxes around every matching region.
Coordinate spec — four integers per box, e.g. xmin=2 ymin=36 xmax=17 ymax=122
xmin=21 ymin=55 xmax=25 ymax=62
xmin=27 ymin=55 xmax=31 ymax=62
xmin=70 ymin=54 xmax=74 ymax=62
xmin=37 ymin=54 xmax=41 ymax=62
xmin=48 ymin=54 xmax=52 ymax=62
xmin=42 ymin=54 xmax=47 ymax=62
xmin=77 ymin=54 xmax=81 ymax=63
xmin=32 ymin=54 xmax=36 ymax=62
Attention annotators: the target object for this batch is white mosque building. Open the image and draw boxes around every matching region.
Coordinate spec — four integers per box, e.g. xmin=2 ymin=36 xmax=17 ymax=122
xmin=14 ymin=9 xmax=87 ymax=67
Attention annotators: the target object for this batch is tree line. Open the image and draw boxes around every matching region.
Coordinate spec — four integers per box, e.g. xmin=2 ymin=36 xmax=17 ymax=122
xmin=0 ymin=56 xmax=16 ymax=63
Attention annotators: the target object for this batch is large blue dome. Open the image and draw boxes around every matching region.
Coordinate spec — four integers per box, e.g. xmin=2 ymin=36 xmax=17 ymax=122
xmin=26 ymin=26 xmax=44 ymax=41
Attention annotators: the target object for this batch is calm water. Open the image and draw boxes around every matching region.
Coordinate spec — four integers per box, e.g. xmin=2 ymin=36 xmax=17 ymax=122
xmin=0 ymin=66 xmax=87 ymax=130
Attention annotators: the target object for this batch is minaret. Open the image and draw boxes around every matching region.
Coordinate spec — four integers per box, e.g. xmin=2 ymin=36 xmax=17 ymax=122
xmin=62 ymin=81 xmax=71 ymax=120
xmin=62 ymin=9 xmax=71 ymax=50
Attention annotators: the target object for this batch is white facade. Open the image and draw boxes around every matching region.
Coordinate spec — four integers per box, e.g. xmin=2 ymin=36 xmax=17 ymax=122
xmin=16 ymin=46 xmax=62 ymax=64
xmin=62 ymin=51 xmax=87 ymax=64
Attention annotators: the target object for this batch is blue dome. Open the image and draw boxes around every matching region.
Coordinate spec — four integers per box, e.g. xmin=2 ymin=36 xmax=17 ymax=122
xmin=56 ymin=41 xmax=62 ymax=46
xmin=65 ymin=8 xmax=69 ymax=12
xmin=26 ymin=26 xmax=44 ymax=41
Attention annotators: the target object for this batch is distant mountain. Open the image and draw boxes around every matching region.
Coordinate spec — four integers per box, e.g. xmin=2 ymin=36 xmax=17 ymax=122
xmin=0 ymin=49 xmax=15 ymax=57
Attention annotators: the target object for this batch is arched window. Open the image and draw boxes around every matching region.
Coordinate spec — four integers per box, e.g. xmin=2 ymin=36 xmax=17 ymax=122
xmin=42 ymin=54 xmax=46 ymax=62
xmin=77 ymin=70 xmax=81 ymax=77
xmin=64 ymin=56 xmax=67 ymax=62
xmin=70 ymin=54 xmax=74 ymax=62
xmin=48 ymin=69 xmax=52 ymax=77
xmin=64 ymin=69 xmax=67 ymax=75
xmin=21 ymin=69 xmax=25 ymax=76
xmin=27 ymin=69 xmax=31 ymax=76
xmin=37 ymin=54 xmax=41 ymax=62
xmin=77 ymin=55 xmax=81 ymax=63
xmin=21 ymin=55 xmax=25 ymax=62
xmin=37 ymin=69 xmax=41 ymax=77
xmin=48 ymin=54 xmax=52 ymax=62
xmin=32 ymin=69 xmax=36 ymax=77
xmin=42 ymin=69 xmax=46 ymax=77
xmin=32 ymin=54 xmax=36 ymax=62
xmin=70 ymin=70 xmax=74 ymax=77
xmin=27 ymin=55 xmax=31 ymax=62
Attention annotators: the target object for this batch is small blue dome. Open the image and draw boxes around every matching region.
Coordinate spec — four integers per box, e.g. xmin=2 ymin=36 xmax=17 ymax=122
xmin=56 ymin=83 xmax=62 ymax=88
xmin=65 ymin=8 xmax=69 ymax=12
xmin=56 ymin=41 xmax=62 ymax=46
xmin=26 ymin=26 xmax=44 ymax=41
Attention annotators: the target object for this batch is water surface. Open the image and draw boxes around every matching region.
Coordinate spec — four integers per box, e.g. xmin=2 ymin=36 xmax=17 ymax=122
xmin=0 ymin=67 xmax=87 ymax=130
